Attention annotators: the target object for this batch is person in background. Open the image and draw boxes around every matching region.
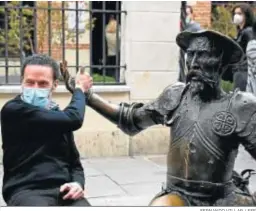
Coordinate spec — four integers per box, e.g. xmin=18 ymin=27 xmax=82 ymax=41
xmin=105 ymin=15 xmax=120 ymax=81
xmin=246 ymin=20 xmax=256 ymax=95
xmin=178 ymin=5 xmax=202 ymax=82
xmin=233 ymin=3 xmax=254 ymax=53
xmin=185 ymin=5 xmax=201 ymax=33
xmin=1 ymin=54 xmax=93 ymax=206
xmin=229 ymin=3 xmax=254 ymax=91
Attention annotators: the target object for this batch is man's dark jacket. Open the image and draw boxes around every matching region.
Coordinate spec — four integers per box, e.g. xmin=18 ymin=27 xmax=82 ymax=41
xmin=1 ymin=89 xmax=86 ymax=202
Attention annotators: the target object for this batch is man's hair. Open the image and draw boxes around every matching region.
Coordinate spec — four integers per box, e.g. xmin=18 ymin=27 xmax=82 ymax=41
xmin=21 ymin=54 xmax=60 ymax=80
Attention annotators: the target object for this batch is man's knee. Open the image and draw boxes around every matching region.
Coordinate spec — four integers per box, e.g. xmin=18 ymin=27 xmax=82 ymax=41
xmin=7 ymin=190 xmax=56 ymax=206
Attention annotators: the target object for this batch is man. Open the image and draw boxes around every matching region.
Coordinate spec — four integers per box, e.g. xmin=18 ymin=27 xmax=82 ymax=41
xmin=1 ymin=54 xmax=92 ymax=206
xmin=61 ymin=30 xmax=256 ymax=206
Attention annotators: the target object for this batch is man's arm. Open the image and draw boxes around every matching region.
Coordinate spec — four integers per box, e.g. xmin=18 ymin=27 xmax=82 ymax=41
xmin=238 ymin=111 xmax=256 ymax=160
xmin=1 ymin=89 xmax=86 ymax=132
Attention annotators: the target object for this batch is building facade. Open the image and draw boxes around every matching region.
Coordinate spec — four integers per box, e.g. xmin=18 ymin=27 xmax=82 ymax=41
xmin=189 ymin=1 xmax=256 ymax=29
xmin=0 ymin=1 xmax=181 ymax=160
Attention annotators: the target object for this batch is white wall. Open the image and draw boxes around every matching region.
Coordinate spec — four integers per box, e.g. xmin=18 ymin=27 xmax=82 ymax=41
xmin=121 ymin=1 xmax=181 ymax=155
xmin=122 ymin=1 xmax=181 ymax=101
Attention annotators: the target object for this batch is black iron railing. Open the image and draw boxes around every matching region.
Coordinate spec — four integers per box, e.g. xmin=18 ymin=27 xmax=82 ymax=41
xmin=178 ymin=1 xmax=187 ymax=82
xmin=0 ymin=1 xmax=126 ymax=86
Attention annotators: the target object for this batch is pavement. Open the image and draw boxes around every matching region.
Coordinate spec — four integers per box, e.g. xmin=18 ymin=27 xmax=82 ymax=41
xmin=0 ymin=147 xmax=256 ymax=206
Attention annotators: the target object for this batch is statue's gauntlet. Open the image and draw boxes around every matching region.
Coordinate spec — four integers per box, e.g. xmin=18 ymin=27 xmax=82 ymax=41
xmin=88 ymin=91 xmax=143 ymax=136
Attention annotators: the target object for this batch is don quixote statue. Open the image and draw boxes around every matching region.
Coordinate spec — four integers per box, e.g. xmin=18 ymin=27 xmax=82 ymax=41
xmin=60 ymin=30 xmax=256 ymax=206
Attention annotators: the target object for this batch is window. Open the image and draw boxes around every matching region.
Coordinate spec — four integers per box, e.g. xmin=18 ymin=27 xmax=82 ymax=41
xmin=0 ymin=1 xmax=36 ymax=85
xmin=0 ymin=1 xmax=126 ymax=86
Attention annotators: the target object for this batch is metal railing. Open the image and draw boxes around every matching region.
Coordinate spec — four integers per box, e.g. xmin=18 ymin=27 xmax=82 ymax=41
xmin=0 ymin=1 xmax=126 ymax=86
xmin=178 ymin=1 xmax=187 ymax=83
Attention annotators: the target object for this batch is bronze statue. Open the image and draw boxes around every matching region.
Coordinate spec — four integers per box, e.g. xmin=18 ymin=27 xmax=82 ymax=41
xmin=60 ymin=30 xmax=256 ymax=206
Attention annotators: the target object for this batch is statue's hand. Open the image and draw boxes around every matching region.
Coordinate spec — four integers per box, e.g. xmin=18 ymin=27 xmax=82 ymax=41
xmin=60 ymin=60 xmax=76 ymax=93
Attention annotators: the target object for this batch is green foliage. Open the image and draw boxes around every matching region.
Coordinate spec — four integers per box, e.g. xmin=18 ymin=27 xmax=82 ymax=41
xmin=0 ymin=1 xmax=96 ymax=55
xmin=93 ymin=73 xmax=116 ymax=83
xmin=211 ymin=4 xmax=237 ymax=92
xmin=0 ymin=1 xmax=34 ymax=56
xmin=211 ymin=4 xmax=237 ymax=38
xmin=221 ymin=80 xmax=234 ymax=93
xmin=37 ymin=1 xmax=96 ymax=52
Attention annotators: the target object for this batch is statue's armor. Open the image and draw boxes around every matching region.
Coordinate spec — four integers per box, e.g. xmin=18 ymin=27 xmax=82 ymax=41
xmin=87 ymin=82 xmax=256 ymax=200
xmin=162 ymin=91 xmax=238 ymax=196
xmin=140 ymin=82 xmax=256 ymax=197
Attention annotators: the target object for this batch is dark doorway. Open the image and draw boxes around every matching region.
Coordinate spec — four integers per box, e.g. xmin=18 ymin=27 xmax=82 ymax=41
xmin=91 ymin=1 xmax=121 ymax=80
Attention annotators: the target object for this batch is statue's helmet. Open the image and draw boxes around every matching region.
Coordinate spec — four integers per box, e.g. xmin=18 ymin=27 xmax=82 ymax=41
xmin=176 ymin=29 xmax=244 ymax=67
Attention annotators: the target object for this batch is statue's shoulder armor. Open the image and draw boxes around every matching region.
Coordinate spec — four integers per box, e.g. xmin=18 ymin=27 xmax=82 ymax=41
xmin=230 ymin=90 xmax=256 ymax=133
xmin=143 ymin=82 xmax=187 ymax=116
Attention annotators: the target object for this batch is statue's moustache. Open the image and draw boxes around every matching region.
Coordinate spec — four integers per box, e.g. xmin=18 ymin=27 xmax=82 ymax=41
xmin=186 ymin=70 xmax=216 ymax=88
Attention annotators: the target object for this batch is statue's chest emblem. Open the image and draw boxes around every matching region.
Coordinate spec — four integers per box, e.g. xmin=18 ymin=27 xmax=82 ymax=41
xmin=212 ymin=111 xmax=237 ymax=136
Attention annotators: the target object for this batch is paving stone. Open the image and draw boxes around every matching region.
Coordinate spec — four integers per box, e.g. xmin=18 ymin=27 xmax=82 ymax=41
xmin=122 ymin=181 xmax=162 ymax=197
xmin=1 ymin=154 xmax=256 ymax=206
xmin=86 ymin=175 xmax=127 ymax=198
xmin=102 ymin=168 xmax=166 ymax=185
xmin=88 ymin=195 xmax=153 ymax=206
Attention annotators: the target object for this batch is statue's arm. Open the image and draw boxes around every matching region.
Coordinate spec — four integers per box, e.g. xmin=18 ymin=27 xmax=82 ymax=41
xmin=87 ymin=92 xmax=165 ymax=136
xmin=235 ymin=93 xmax=256 ymax=160
xmin=87 ymin=82 xmax=186 ymax=136
xmin=237 ymin=111 xmax=256 ymax=160
xmin=59 ymin=62 xmax=186 ymax=136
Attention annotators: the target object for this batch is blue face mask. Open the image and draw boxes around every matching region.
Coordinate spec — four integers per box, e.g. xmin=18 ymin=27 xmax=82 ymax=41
xmin=22 ymin=87 xmax=51 ymax=109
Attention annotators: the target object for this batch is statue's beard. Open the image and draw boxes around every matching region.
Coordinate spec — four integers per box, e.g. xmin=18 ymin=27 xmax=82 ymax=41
xmin=186 ymin=70 xmax=219 ymax=100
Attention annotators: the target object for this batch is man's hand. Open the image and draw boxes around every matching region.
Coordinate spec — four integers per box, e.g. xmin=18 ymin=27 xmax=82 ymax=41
xmin=60 ymin=61 xmax=93 ymax=93
xmin=75 ymin=71 xmax=93 ymax=93
xmin=60 ymin=182 xmax=84 ymax=200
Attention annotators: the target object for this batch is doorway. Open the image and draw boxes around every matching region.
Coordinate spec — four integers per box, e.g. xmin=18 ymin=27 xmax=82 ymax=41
xmin=91 ymin=1 xmax=121 ymax=80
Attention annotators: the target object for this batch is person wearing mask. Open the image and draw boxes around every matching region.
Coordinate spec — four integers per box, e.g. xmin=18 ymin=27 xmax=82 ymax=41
xmin=185 ymin=5 xmax=201 ymax=33
xmin=105 ymin=15 xmax=121 ymax=81
xmin=224 ymin=3 xmax=254 ymax=91
xmin=233 ymin=4 xmax=254 ymax=53
xmin=1 ymin=54 xmax=93 ymax=206
xmin=246 ymin=20 xmax=256 ymax=95
xmin=178 ymin=5 xmax=202 ymax=82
